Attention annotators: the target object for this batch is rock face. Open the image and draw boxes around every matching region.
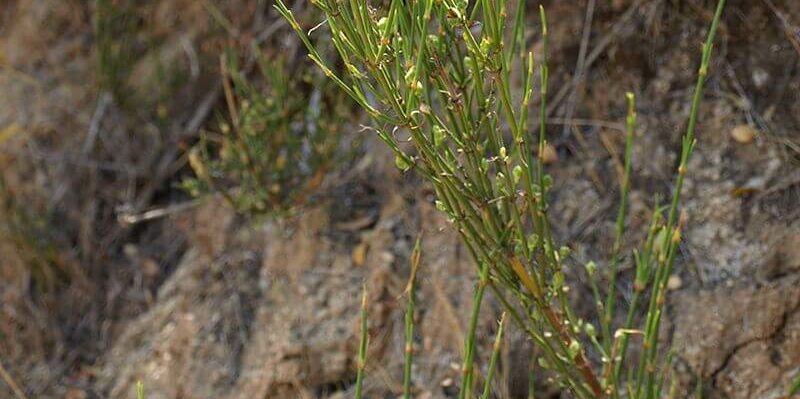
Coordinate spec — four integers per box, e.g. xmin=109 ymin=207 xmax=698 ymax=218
xmin=671 ymin=274 xmax=800 ymax=398
xmin=97 ymin=181 xmax=481 ymax=398
xmin=95 ymin=188 xmax=800 ymax=399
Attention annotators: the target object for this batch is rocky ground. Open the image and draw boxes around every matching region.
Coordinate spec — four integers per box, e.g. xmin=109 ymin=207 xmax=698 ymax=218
xmin=1 ymin=0 xmax=799 ymax=398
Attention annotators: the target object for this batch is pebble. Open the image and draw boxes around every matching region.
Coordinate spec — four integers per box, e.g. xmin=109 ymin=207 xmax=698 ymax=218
xmin=541 ymin=143 xmax=558 ymax=164
xmin=667 ymin=275 xmax=683 ymax=290
xmin=730 ymin=124 xmax=756 ymax=144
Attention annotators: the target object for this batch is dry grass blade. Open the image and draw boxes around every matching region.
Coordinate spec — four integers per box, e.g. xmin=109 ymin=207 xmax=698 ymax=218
xmin=0 ymin=361 xmax=27 ymax=399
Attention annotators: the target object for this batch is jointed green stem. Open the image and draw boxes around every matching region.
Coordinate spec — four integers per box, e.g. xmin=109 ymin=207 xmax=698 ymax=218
xmin=635 ymin=1 xmax=726 ymax=397
xmin=603 ymin=92 xmax=637 ymax=355
xmin=459 ymin=262 xmax=490 ymax=399
xmin=480 ymin=313 xmax=507 ymax=399
xmin=355 ymin=284 xmax=369 ymax=399
xmin=403 ymin=237 xmax=423 ymax=399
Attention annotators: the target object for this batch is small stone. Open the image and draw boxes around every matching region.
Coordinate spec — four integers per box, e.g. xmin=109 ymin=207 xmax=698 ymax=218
xmin=730 ymin=125 xmax=756 ymax=144
xmin=64 ymin=388 xmax=87 ymax=399
xmin=667 ymin=275 xmax=683 ymax=290
xmin=751 ymin=67 xmax=770 ymax=88
xmin=351 ymin=242 xmax=368 ymax=267
xmin=541 ymin=143 xmax=558 ymax=164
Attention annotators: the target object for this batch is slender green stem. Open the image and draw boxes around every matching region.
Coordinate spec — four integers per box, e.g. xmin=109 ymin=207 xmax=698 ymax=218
xmin=403 ymin=237 xmax=423 ymax=399
xmin=633 ymin=6 xmax=726 ymax=398
xmin=355 ymin=284 xmax=369 ymax=399
xmin=481 ymin=313 xmax=507 ymax=399
xmin=603 ymin=92 xmax=637 ymax=354
xmin=459 ymin=263 xmax=490 ymax=399
xmin=528 ymin=361 xmax=536 ymax=399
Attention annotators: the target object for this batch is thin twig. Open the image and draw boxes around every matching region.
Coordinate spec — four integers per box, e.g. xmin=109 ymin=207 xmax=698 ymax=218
xmin=0 ymin=361 xmax=27 ymax=399
xmin=560 ymin=0 xmax=596 ymax=139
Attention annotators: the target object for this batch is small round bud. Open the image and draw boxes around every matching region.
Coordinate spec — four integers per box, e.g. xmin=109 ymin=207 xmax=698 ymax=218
xmin=585 ymin=261 xmax=597 ymax=276
xmin=584 ymin=323 xmax=596 ymax=337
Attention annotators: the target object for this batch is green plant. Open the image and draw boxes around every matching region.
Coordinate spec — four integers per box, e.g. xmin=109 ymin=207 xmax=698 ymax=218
xmin=94 ymin=0 xmax=138 ymax=101
xmin=355 ymin=283 xmax=369 ymax=399
xmin=182 ymin=48 xmax=350 ymax=215
xmin=403 ymin=236 xmax=422 ymax=399
xmin=276 ymin=0 xmax=726 ymax=396
xmin=0 ymin=177 xmax=67 ymax=291
xmin=788 ymin=373 xmax=800 ymax=397
xmin=481 ymin=312 xmax=507 ymax=399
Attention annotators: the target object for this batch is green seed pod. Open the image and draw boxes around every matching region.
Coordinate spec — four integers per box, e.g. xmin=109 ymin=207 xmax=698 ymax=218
xmin=552 ymin=272 xmax=564 ymax=290
xmin=512 ymin=165 xmax=523 ymax=184
xmin=584 ymin=323 xmax=596 ymax=337
xmin=567 ymin=340 xmax=581 ymax=359
xmin=395 ymin=154 xmax=412 ymax=171
xmin=433 ymin=125 xmax=447 ymax=147
xmin=377 ymin=17 xmax=388 ymax=30
xmin=543 ymin=174 xmax=553 ymax=190
xmin=404 ymin=66 xmax=416 ymax=84
xmin=527 ymin=234 xmax=540 ymax=252
xmin=538 ymin=357 xmax=550 ymax=369
xmin=585 ymin=261 xmax=597 ymax=276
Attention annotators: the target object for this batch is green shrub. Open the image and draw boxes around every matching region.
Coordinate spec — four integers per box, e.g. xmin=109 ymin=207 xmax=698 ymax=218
xmin=182 ymin=49 xmax=351 ymax=216
xmin=94 ymin=0 xmax=139 ymax=102
xmin=277 ymin=0 xmax=726 ymax=397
